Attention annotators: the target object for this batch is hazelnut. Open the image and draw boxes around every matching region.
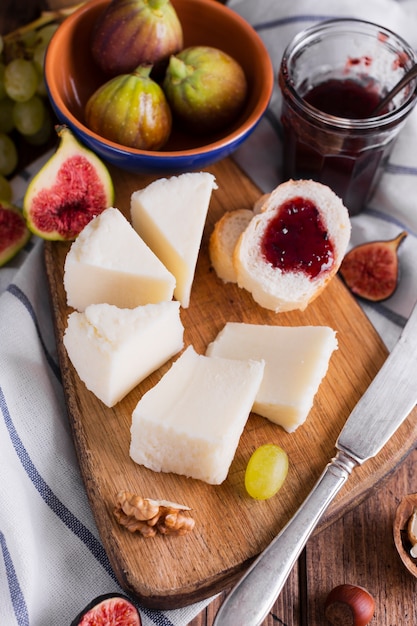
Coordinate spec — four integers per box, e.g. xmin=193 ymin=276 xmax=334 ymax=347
xmin=407 ymin=507 xmax=417 ymax=557
xmin=324 ymin=584 xmax=375 ymax=626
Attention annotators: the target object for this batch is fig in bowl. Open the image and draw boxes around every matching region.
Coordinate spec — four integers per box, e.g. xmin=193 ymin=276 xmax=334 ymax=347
xmin=44 ymin=0 xmax=274 ymax=173
xmin=163 ymin=45 xmax=248 ymax=134
xmin=85 ymin=65 xmax=172 ymax=150
xmin=91 ymin=0 xmax=183 ymax=76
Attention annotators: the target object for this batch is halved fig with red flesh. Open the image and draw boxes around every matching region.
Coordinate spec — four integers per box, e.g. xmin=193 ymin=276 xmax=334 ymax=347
xmin=0 ymin=201 xmax=31 ymax=267
xmin=71 ymin=592 xmax=141 ymax=625
xmin=339 ymin=231 xmax=407 ymax=302
xmin=23 ymin=125 xmax=114 ymax=241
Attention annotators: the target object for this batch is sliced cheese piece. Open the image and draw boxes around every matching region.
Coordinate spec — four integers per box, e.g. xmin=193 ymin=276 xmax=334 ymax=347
xmin=130 ymin=345 xmax=264 ymax=485
xmin=130 ymin=172 xmax=217 ymax=308
xmin=206 ymin=322 xmax=338 ymax=432
xmin=64 ymin=207 xmax=176 ymax=311
xmin=63 ymin=301 xmax=184 ymax=408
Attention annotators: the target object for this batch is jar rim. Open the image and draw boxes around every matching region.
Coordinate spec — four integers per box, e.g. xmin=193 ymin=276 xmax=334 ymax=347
xmin=279 ymin=18 xmax=417 ymax=130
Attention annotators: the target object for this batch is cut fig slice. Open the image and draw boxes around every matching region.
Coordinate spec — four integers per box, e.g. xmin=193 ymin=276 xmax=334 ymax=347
xmin=71 ymin=593 xmax=142 ymax=626
xmin=0 ymin=201 xmax=31 ymax=267
xmin=23 ymin=125 xmax=114 ymax=241
xmin=339 ymin=231 xmax=407 ymax=302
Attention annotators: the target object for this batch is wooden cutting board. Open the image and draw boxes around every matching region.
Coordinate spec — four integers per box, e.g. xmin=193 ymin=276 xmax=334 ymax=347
xmin=44 ymin=156 xmax=417 ymax=609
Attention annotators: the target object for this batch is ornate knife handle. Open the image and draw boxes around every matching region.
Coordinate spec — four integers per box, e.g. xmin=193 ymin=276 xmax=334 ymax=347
xmin=213 ymin=450 xmax=358 ymax=626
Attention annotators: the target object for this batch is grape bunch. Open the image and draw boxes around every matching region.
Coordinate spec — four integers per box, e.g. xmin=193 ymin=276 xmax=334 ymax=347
xmin=0 ymin=15 xmax=63 ymax=198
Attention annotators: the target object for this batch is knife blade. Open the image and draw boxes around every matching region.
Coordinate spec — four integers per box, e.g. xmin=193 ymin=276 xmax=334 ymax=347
xmin=214 ymin=298 xmax=417 ymax=626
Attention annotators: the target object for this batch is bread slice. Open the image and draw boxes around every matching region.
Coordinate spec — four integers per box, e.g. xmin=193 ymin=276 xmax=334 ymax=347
xmin=234 ymin=180 xmax=351 ymax=312
xmin=209 ymin=193 xmax=271 ymax=284
xmin=209 ymin=208 xmax=254 ymax=283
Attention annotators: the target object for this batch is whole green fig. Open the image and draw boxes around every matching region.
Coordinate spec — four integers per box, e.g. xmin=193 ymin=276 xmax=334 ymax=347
xmin=163 ymin=46 xmax=248 ymax=134
xmin=91 ymin=0 xmax=183 ymax=77
xmin=85 ymin=65 xmax=172 ymax=151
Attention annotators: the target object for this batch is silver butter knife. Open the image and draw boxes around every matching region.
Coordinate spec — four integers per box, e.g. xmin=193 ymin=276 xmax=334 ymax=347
xmin=214 ymin=298 xmax=417 ymax=626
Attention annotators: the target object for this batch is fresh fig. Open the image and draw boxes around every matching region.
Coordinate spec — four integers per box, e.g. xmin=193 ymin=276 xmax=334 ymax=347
xmin=0 ymin=201 xmax=31 ymax=267
xmin=70 ymin=592 xmax=142 ymax=625
xmin=85 ymin=65 xmax=172 ymax=150
xmin=339 ymin=231 xmax=407 ymax=301
xmin=163 ymin=45 xmax=248 ymax=134
xmin=23 ymin=125 xmax=114 ymax=241
xmin=91 ymin=0 xmax=183 ymax=77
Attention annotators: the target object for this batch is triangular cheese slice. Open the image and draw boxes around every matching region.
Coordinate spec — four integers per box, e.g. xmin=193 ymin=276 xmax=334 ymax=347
xmin=130 ymin=172 xmax=217 ymax=308
xmin=64 ymin=207 xmax=176 ymax=311
xmin=63 ymin=301 xmax=184 ymax=407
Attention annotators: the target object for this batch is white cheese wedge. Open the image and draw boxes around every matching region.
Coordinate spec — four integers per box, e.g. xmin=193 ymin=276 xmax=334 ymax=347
xmin=206 ymin=322 xmax=338 ymax=433
xmin=130 ymin=172 xmax=217 ymax=308
xmin=63 ymin=301 xmax=184 ymax=408
xmin=64 ymin=207 xmax=176 ymax=311
xmin=130 ymin=345 xmax=264 ymax=485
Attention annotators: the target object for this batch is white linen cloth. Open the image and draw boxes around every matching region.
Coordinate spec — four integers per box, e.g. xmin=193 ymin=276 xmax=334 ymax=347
xmin=1 ymin=1 xmax=417 ymax=625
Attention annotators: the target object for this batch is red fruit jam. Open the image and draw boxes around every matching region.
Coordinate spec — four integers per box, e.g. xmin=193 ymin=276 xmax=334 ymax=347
xmin=304 ymin=78 xmax=381 ymax=118
xmin=261 ymin=197 xmax=334 ymax=278
xmin=281 ymin=78 xmax=390 ymax=216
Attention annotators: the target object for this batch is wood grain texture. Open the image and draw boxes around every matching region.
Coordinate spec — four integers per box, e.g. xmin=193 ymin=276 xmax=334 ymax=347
xmin=189 ymin=449 xmax=417 ymax=626
xmin=44 ymin=156 xmax=417 ymax=609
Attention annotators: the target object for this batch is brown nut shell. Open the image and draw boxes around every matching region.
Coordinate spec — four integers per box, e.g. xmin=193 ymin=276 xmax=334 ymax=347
xmin=393 ymin=492 xmax=417 ymax=578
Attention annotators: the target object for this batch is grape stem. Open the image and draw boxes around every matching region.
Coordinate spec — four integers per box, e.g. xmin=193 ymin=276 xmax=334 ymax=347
xmin=3 ymin=2 xmax=86 ymax=42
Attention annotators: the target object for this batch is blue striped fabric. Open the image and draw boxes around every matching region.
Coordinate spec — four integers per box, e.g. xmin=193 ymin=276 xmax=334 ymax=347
xmin=0 ymin=239 xmax=211 ymax=625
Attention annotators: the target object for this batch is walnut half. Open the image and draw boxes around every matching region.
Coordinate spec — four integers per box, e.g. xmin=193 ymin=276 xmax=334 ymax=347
xmin=114 ymin=490 xmax=195 ymax=537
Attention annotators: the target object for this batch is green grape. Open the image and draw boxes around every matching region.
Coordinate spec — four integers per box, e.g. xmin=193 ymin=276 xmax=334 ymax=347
xmin=0 ymin=132 xmax=18 ymax=176
xmin=0 ymin=98 xmax=15 ymax=133
xmin=13 ymin=95 xmax=45 ymax=136
xmin=244 ymin=444 xmax=289 ymax=500
xmin=0 ymin=173 xmax=12 ymax=202
xmin=4 ymin=58 xmax=40 ymax=102
xmin=36 ymin=24 xmax=58 ymax=49
xmin=24 ymin=108 xmax=52 ymax=145
xmin=33 ymin=44 xmax=47 ymax=74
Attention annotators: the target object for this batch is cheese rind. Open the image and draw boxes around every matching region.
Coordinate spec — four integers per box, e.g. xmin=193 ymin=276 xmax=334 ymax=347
xmin=206 ymin=322 xmax=338 ymax=432
xmin=63 ymin=301 xmax=184 ymax=407
xmin=130 ymin=345 xmax=264 ymax=484
xmin=130 ymin=172 xmax=217 ymax=308
xmin=64 ymin=207 xmax=176 ymax=311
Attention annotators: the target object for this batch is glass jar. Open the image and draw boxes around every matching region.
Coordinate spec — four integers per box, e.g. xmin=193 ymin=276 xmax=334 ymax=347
xmin=278 ymin=19 xmax=417 ymax=216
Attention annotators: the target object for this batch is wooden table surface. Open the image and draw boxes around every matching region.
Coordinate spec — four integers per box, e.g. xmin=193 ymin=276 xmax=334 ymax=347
xmin=189 ymin=449 xmax=417 ymax=625
xmin=2 ymin=2 xmax=417 ymax=625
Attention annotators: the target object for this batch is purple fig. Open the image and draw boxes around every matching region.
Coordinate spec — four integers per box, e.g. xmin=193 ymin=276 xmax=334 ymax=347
xmin=163 ymin=45 xmax=248 ymax=134
xmin=91 ymin=0 xmax=183 ymax=77
xmin=85 ymin=65 xmax=172 ymax=150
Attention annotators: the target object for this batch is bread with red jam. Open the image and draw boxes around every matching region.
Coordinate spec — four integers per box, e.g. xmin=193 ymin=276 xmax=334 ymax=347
xmin=233 ymin=179 xmax=351 ymax=312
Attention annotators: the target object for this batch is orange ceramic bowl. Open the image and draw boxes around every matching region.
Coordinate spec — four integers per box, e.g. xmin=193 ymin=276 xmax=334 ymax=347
xmin=44 ymin=0 xmax=274 ymax=173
